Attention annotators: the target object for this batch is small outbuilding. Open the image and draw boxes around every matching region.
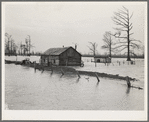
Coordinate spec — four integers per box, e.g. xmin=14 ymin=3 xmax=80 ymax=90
xmin=94 ymin=56 xmax=111 ymax=63
xmin=40 ymin=46 xmax=82 ymax=66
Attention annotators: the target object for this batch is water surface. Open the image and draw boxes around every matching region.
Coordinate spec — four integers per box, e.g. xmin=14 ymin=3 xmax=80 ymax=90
xmin=5 ymin=62 xmax=144 ymax=110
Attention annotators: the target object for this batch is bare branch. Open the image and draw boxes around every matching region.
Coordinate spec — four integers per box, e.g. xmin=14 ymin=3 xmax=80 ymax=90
xmin=114 ymin=12 xmax=128 ymax=23
xmin=111 ymin=33 xmax=127 ymax=39
xmin=129 ymin=33 xmax=134 ymax=36
xmin=88 ymin=46 xmax=94 ymax=52
xmin=113 ymin=44 xmax=127 ymax=49
xmin=102 ymin=45 xmax=108 ymax=49
xmin=129 ymin=23 xmax=132 ymax=27
xmin=113 ymin=27 xmax=127 ymax=32
xmin=117 ymin=41 xmax=127 ymax=44
xmin=129 ymin=12 xmax=133 ymax=20
xmin=122 ymin=6 xmax=129 ymax=12
xmin=117 ymin=46 xmax=127 ymax=52
xmin=112 ymin=18 xmax=128 ymax=28
xmin=129 ymin=52 xmax=137 ymax=56
xmin=118 ymin=9 xmax=128 ymax=15
xmin=130 ymin=42 xmax=140 ymax=49
xmin=129 ymin=26 xmax=133 ymax=31
xmin=113 ymin=16 xmax=128 ymax=26
xmin=130 ymin=39 xmax=141 ymax=43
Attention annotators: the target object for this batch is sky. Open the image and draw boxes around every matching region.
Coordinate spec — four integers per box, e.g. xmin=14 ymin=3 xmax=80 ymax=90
xmin=3 ymin=2 xmax=147 ymax=55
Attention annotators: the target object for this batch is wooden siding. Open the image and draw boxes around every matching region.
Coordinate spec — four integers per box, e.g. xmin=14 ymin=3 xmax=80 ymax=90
xmin=49 ymin=55 xmax=59 ymax=65
xmin=59 ymin=48 xmax=81 ymax=66
xmin=41 ymin=55 xmax=49 ymax=66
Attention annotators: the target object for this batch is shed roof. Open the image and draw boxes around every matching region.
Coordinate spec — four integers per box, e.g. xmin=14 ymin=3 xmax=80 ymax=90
xmin=43 ymin=46 xmax=72 ymax=56
xmin=95 ymin=55 xmax=110 ymax=58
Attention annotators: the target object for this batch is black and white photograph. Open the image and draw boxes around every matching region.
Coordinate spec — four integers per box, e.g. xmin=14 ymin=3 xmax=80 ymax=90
xmin=2 ymin=1 xmax=147 ymax=121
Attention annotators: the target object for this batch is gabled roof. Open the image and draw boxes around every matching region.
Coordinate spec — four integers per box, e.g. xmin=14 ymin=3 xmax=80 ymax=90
xmin=43 ymin=46 xmax=71 ymax=55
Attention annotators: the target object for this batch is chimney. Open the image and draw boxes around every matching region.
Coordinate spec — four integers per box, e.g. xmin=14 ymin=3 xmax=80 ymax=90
xmin=75 ymin=44 xmax=77 ymax=50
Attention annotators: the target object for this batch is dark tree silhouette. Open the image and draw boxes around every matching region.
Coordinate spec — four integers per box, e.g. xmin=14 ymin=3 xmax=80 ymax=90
xmin=5 ymin=33 xmax=11 ymax=54
xmin=112 ymin=6 xmax=141 ymax=61
xmin=101 ymin=31 xmax=114 ymax=57
xmin=5 ymin=33 xmax=17 ymax=55
xmin=88 ymin=42 xmax=98 ymax=67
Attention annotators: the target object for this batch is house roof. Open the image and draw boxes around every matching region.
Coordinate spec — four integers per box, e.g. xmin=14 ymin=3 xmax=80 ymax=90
xmin=43 ymin=46 xmax=72 ymax=55
xmin=95 ymin=55 xmax=110 ymax=58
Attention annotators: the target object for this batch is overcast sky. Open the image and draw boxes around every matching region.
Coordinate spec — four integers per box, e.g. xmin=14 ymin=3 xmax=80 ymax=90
xmin=3 ymin=2 xmax=147 ymax=54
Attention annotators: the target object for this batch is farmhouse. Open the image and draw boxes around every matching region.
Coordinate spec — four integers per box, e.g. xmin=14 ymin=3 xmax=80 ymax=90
xmin=94 ymin=56 xmax=111 ymax=63
xmin=41 ymin=46 xmax=82 ymax=66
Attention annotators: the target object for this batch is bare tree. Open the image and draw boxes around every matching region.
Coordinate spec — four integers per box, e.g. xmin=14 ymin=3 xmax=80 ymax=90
xmin=5 ymin=33 xmax=18 ymax=55
xmin=12 ymin=43 xmax=18 ymax=55
xmin=101 ymin=31 xmax=114 ymax=57
xmin=88 ymin=42 xmax=98 ymax=67
xmin=25 ymin=35 xmax=34 ymax=55
xmin=25 ymin=38 xmax=29 ymax=55
xmin=5 ymin=33 xmax=11 ymax=54
xmin=112 ymin=6 xmax=141 ymax=61
xmin=5 ymin=34 xmax=9 ymax=52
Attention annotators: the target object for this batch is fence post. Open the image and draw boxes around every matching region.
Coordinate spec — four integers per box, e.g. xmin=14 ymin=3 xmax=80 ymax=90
xmin=42 ymin=63 xmax=44 ymax=73
xmin=16 ymin=55 xmax=17 ymax=61
xmin=95 ymin=72 xmax=100 ymax=82
xmin=126 ymin=76 xmax=131 ymax=88
xmin=76 ymin=71 xmax=81 ymax=78
xmin=34 ymin=61 xmax=36 ymax=72
xmin=61 ymin=68 xmax=64 ymax=75
xmin=50 ymin=63 xmax=53 ymax=74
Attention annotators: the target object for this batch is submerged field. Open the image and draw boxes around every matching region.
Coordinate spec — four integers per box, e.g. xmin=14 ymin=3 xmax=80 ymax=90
xmin=4 ymin=56 xmax=145 ymax=110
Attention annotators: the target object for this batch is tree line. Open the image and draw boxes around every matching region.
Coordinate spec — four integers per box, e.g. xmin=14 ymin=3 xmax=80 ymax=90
xmin=5 ymin=33 xmax=37 ymax=56
xmin=82 ymin=54 xmax=144 ymax=59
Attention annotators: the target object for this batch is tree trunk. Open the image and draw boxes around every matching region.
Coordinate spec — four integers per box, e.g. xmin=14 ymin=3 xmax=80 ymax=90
xmin=109 ymin=42 xmax=111 ymax=57
xmin=11 ymin=40 xmax=12 ymax=55
xmin=127 ymin=30 xmax=131 ymax=61
xmin=109 ymin=36 xmax=111 ymax=57
xmin=94 ymin=56 xmax=96 ymax=67
xmin=8 ymin=41 xmax=10 ymax=54
xmin=127 ymin=44 xmax=131 ymax=61
xmin=94 ymin=46 xmax=96 ymax=67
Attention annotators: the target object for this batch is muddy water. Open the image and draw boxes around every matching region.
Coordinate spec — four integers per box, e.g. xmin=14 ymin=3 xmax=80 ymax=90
xmin=5 ymin=62 xmax=144 ymax=110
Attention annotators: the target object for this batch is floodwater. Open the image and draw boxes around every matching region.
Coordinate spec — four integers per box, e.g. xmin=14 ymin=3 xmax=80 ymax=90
xmin=4 ymin=56 xmax=144 ymax=110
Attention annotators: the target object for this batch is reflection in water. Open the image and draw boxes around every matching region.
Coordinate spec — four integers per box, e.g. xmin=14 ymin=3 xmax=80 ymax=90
xmin=51 ymin=71 xmax=53 ymax=75
xmin=50 ymin=73 xmax=53 ymax=77
xmin=60 ymin=74 xmax=64 ymax=78
xmin=84 ymin=77 xmax=89 ymax=81
xmin=76 ymin=78 xmax=80 ymax=83
xmin=96 ymin=81 xmax=100 ymax=87
xmin=41 ymin=70 xmax=44 ymax=74
xmin=76 ymin=77 xmax=81 ymax=83
xmin=126 ymin=87 xmax=131 ymax=94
